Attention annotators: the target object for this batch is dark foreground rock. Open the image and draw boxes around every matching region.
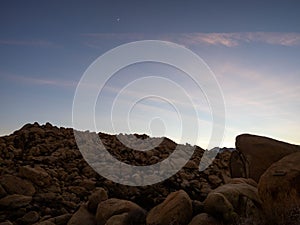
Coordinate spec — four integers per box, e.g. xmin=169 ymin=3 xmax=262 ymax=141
xmin=146 ymin=190 xmax=192 ymax=225
xmin=258 ymin=152 xmax=300 ymax=225
xmin=203 ymin=178 xmax=262 ymax=223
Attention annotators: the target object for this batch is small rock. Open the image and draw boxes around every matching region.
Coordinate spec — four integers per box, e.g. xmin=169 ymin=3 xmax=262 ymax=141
xmin=80 ymin=179 xmax=96 ymax=191
xmin=199 ymin=182 xmax=211 ymax=200
xmin=184 ymin=160 xmax=198 ymax=169
xmin=68 ymin=186 xmax=88 ymax=197
xmin=208 ymin=175 xmax=222 ymax=188
xmin=34 ymin=192 xmax=59 ymax=202
xmin=0 ymin=184 xmax=7 ymax=198
xmin=33 ymin=221 xmax=55 ymax=225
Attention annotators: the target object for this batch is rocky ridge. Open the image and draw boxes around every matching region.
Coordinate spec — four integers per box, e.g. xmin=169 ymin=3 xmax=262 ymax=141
xmin=0 ymin=122 xmax=231 ymax=224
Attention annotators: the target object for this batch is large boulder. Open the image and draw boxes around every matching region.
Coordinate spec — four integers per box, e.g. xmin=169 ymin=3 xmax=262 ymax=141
xmin=233 ymin=134 xmax=300 ymax=182
xmin=146 ymin=190 xmax=192 ymax=225
xmin=203 ymin=178 xmax=262 ymax=223
xmin=258 ymin=152 xmax=300 ymax=224
xmin=96 ymin=198 xmax=145 ymax=225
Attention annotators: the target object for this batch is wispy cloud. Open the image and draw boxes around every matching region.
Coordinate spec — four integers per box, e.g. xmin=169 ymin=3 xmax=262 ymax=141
xmin=173 ymin=33 xmax=240 ymax=47
xmin=82 ymin=32 xmax=300 ymax=47
xmin=215 ymin=65 xmax=300 ymax=141
xmin=212 ymin=61 xmax=300 ymax=140
xmin=2 ymin=73 xmax=77 ymax=87
xmin=171 ymin=32 xmax=300 ymax=47
xmin=0 ymin=39 xmax=58 ymax=47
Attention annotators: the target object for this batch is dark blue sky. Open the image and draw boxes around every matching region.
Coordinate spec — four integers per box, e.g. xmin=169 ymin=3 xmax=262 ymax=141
xmin=1 ymin=1 xmax=300 ymax=147
xmin=1 ymin=1 xmax=300 ymax=34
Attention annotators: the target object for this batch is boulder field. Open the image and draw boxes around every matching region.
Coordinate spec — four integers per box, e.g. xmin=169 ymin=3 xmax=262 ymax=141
xmin=0 ymin=122 xmax=299 ymax=225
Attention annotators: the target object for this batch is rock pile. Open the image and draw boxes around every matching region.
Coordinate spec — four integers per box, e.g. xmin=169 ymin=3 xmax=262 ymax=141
xmin=0 ymin=122 xmax=232 ymax=225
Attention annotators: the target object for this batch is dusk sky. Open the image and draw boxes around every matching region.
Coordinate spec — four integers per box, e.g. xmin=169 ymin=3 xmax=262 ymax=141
xmin=1 ymin=1 xmax=300 ymax=148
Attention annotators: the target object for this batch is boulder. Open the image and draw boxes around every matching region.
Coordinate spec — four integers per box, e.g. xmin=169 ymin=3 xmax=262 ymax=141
xmin=146 ymin=190 xmax=192 ymax=225
xmin=258 ymin=152 xmax=300 ymax=223
xmin=96 ymin=198 xmax=145 ymax=225
xmin=0 ymin=184 xmax=7 ymax=198
xmin=0 ymin=194 xmax=32 ymax=209
xmin=192 ymin=200 xmax=204 ymax=216
xmin=188 ymin=213 xmax=221 ymax=225
xmin=229 ymin=150 xmax=247 ymax=178
xmin=105 ymin=213 xmax=128 ymax=225
xmin=34 ymin=221 xmax=56 ymax=225
xmin=203 ymin=178 xmax=262 ymax=223
xmin=47 ymin=214 xmax=72 ymax=225
xmin=67 ymin=204 xmax=96 ymax=225
xmin=17 ymin=211 xmax=39 ymax=224
xmin=19 ymin=165 xmax=51 ymax=186
xmin=87 ymin=188 xmax=108 ymax=213
xmin=0 ymin=222 xmax=13 ymax=225
xmin=0 ymin=175 xmax=36 ymax=196
xmin=234 ymin=134 xmax=300 ymax=182
xmin=208 ymin=175 xmax=222 ymax=188
xmin=228 ymin=177 xmax=257 ymax=187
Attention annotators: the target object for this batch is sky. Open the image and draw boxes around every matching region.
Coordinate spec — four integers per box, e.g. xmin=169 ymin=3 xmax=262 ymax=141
xmin=0 ymin=0 xmax=300 ymax=148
